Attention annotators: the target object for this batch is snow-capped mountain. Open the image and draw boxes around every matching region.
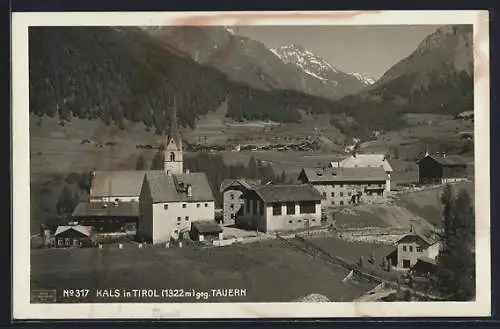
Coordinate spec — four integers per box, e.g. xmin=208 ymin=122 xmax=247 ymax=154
xmin=271 ymin=44 xmax=369 ymax=94
xmin=349 ymin=72 xmax=375 ymax=86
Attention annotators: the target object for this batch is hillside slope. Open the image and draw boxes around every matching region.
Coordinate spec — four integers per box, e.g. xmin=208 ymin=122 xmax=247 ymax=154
xmin=143 ymin=26 xmax=364 ymax=100
xmin=334 ymin=25 xmax=473 ymax=119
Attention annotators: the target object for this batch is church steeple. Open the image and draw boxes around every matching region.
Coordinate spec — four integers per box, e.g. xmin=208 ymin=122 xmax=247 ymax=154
xmin=164 ymin=96 xmax=183 ymax=174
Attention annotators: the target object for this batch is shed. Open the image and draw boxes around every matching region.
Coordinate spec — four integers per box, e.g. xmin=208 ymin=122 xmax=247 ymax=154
xmin=190 ymin=220 xmax=223 ymax=242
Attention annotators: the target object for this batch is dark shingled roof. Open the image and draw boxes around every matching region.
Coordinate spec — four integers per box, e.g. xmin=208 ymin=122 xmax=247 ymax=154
xmin=417 ymin=154 xmax=471 ymax=166
xmin=300 ymin=167 xmax=388 ymax=183
xmin=145 ymin=171 xmax=214 ymax=203
xmin=253 ymin=184 xmax=323 ymax=203
xmin=396 ymin=232 xmax=437 ymax=247
xmin=191 ymin=220 xmax=223 ymax=234
xmin=72 ymin=201 xmax=140 ymax=218
xmin=220 ymin=178 xmax=261 ymax=192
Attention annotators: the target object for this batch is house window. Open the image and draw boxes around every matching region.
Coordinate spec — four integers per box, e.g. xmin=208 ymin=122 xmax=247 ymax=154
xmin=322 ymin=192 xmax=327 ymax=197
xmin=182 ymin=204 xmax=187 ymax=208
xmin=340 ymin=184 xmax=344 ymax=188
xmin=340 ymin=192 xmax=344 ymax=197
xmin=288 ymin=220 xmax=293 ymax=224
xmin=331 ymin=192 xmax=335 ymax=197
xmin=409 ymin=246 xmax=413 ymax=252
xmin=402 ymin=245 xmax=407 ymax=252
xmin=230 ymin=204 xmax=234 ymax=210
xmin=231 ymin=214 xmax=235 ymax=219
xmin=299 ymin=201 xmax=315 ymax=214
xmin=286 ymin=202 xmax=295 ymax=215
xmin=185 ymin=216 xmax=189 ymax=221
xmin=230 ymin=193 xmax=235 ymax=200
xmin=164 ymin=204 xmax=168 ymax=210
xmin=177 ymin=217 xmax=181 ymax=222
xmin=197 ymin=203 xmax=200 ymax=208
xmin=170 ymin=152 xmax=175 ymax=161
xmin=416 ymin=247 xmax=423 ymax=252
xmin=340 ymin=201 xmax=344 ymax=205
xmin=298 ymin=219 xmax=302 ymax=223
xmin=403 ymin=259 xmax=411 ymax=268
xmin=205 ymin=203 xmax=208 ymax=207
xmin=331 ymin=201 xmax=335 ymax=205
xmin=272 ymin=203 xmax=282 ymax=216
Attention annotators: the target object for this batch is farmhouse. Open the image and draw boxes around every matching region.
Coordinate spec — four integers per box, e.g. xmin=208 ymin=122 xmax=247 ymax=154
xmin=456 ymin=110 xmax=474 ymax=121
xmin=330 ymin=153 xmax=393 ymax=191
xmin=72 ymin=200 xmax=140 ymax=235
xmin=417 ymin=153 xmax=471 ymax=184
xmin=298 ymin=166 xmax=389 ymax=207
xmin=54 ymin=224 xmax=93 ymax=248
xmin=220 ymin=178 xmax=261 ymax=226
xmin=237 ymin=184 xmax=323 ymax=233
xmin=392 ymin=231 xmax=440 ymax=270
xmin=89 ymin=170 xmax=147 ymax=203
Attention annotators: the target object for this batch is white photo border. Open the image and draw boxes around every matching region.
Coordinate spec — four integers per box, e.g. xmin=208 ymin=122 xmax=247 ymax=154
xmin=12 ymin=10 xmax=491 ymax=319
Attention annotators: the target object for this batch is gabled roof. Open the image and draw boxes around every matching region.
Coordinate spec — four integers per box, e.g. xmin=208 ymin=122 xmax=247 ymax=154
xmin=220 ymin=178 xmax=261 ymax=192
xmin=145 ymin=171 xmax=214 ymax=203
xmin=416 ymin=256 xmax=437 ymax=266
xmin=191 ymin=220 xmax=223 ymax=234
xmin=72 ymin=201 xmax=140 ymax=217
xmin=55 ymin=225 xmax=92 ymax=237
xmin=300 ymin=167 xmax=388 ymax=183
xmin=396 ymin=232 xmax=437 ymax=247
xmin=417 ymin=154 xmax=470 ymax=166
xmin=90 ymin=170 xmax=148 ymax=198
xmin=252 ymin=184 xmax=323 ymax=203
xmin=331 ymin=153 xmax=393 ymax=173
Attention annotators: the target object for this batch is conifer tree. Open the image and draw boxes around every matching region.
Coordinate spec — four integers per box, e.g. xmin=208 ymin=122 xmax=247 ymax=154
xmin=435 ymin=185 xmax=475 ymax=301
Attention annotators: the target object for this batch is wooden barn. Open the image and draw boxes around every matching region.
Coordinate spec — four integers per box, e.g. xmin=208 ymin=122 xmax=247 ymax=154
xmin=417 ymin=153 xmax=471 ymax=184
xmin=190 ymin=220 xmax=223 ymax=242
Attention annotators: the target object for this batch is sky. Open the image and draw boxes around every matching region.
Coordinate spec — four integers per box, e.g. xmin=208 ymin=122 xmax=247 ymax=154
xmin=232 ymin=25 xmax=443 ymax=79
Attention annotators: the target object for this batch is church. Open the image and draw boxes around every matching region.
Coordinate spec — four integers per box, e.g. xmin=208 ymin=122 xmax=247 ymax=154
xmin=72 ymin=98 xmax=216 ymax=244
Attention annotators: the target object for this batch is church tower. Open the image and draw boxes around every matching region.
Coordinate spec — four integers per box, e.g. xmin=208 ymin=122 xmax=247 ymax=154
xmin=164 ymin=97 xmax=183 ymax=175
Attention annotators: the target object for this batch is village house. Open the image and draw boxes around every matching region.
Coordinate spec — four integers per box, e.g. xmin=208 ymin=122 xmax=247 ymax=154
xmin=391 ymin=230 xmax=440 ymax=271
xmin=220 ymin=178 xmax=261 ymax=226
xmin=330 ymin=153 xmax=393 ymax=192
xmin=237 ymin=184 xmax=323 ymax=233
xmin=54 ymin=224 xmax=93 ymax=248
xmin=72 ymin=200 xmax=140 ymax=235
xmin=456 ymin=110 xmax=474 ymax=121
xmin=298 ymin=166 xmax=389 ymax=208
xmin=417 ymin=152 xmax=471 ymax=184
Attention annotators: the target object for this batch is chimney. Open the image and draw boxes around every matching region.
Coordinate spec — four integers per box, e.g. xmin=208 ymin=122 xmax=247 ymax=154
xmin=187 ymin=184 xmax=192 ymax=197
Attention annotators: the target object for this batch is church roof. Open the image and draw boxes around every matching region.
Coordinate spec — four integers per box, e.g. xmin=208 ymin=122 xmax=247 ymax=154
xmin=90 ymin=170 xmax=148 ymax=198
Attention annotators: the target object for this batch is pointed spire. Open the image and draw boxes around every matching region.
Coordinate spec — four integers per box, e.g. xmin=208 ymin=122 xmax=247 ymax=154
xmin=166 ymin=95 xmax=182 ymax=151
